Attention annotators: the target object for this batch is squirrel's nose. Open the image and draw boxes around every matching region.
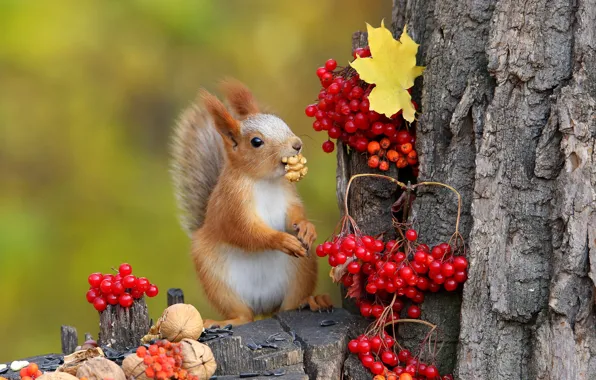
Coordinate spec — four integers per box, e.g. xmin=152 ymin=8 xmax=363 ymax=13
xmin=292 ymin=140 xmax=303 ymax=152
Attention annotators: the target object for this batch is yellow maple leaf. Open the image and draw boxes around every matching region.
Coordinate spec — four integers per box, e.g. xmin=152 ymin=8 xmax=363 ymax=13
xmin=350 ymin=21 xmax=424 ymax=122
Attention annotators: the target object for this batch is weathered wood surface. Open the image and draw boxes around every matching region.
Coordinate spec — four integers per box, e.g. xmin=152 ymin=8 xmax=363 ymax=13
xmin=3 ymin=309 xmax=370 ymax=380
xmin=205 ymin=308 xmax=368 ymax=380
xmin=392 ymin=0 xmax=596 ymax=378
xmin=60 ymin=325 xmax=78 ymax=355
xmin=98 ymin=297 xmax=150 ymax=351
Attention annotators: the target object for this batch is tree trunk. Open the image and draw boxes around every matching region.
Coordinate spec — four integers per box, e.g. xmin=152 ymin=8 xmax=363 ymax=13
xmin=338 ymin=0 xmax=596 ymax=378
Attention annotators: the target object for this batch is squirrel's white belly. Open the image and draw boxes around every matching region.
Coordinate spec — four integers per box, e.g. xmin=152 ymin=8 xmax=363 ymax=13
xmin=223 ymin=179 xmax=295 ymax=314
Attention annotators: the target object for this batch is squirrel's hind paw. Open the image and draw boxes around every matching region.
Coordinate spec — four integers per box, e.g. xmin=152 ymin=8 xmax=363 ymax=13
xmin=299 ymin=294 xmax=334 ymax=312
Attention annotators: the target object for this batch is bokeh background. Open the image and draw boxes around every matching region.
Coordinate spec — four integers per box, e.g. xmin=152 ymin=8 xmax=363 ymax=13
xmin=0 ymin=0 xmax=390 ymax=361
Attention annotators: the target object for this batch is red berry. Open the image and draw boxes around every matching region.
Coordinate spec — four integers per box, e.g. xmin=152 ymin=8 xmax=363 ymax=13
xmin=328 ymin=126 xmax=342 ymax=139
xmin=93 ymin=297 xmax=107 ymax=312
xmin=383 ymin=334 xmax=395 ymax=348
xmin=305 ymin=105 xmax=317 ymax=117
xmin=118 ymin=263 xmax=132 ymax=277
xmin=441 ymin=263 xmax=455 ymax=277
xmin=360 ymin=303 xmax=373 ymax=317
xmin=383 ymin=262 xmax=397 ymax=277
xmin=407 ymin=305 xmax=421 ymax=318
xmin=355 ymin=137 xmax=369 ymax=152
xmin=342 ymin=274 xmax=354 ymax=287
xmin=106 ymin=293 xmax=119 ymax=305
xmin=325 ymin=59 xmax=337 ymax=71
xmin=100 ymin=279 xmax=112 ymax=294
xmin=416 ymin=277 xmax=430 ymax=291
xmin=119 ymin=293 xmax=134 ymax=308
xmin=347 ymin=261 xmax=361 ymax=274
xmin=315 ymin=244 xmax=326 ymax=257
xmin=425 ymin=365 xmax=439 ymax=378
xmin=431 ymin=246 xmax=444 ymax=259
xmin=370 ymin=336 xmax=382 ymax=352
xmin=335 ymin=252 xmax=347 ymax=265
xmin=392 ymin=299 xmax=405 ymax=312
xmin=414 ymin=251 xmax=427 ymax=264
xmin=146 ymin=284 xmax=159 ymax=297
xmin=454 ymin=270 xmax=468 ymax=283
xmin=370 ymin=362 xmax=385 ymax=375
xmin=382 ymin=350 xmax=398 ymax=366
xmin=360 ymin=354 xmax=374 ymax=368
xmin=439 ymin=242 xmax=452 ymax=255
xmin=341 ymin=238 xmax=356 ymax=252
xmin=365 ymin=282 xmax=378 ymax=294
xmin=328 ymin=254 xmax=338 ymax=267
xmin=348 ymin=339 xmax=359 ymax=353
xmin=88 ymin=273 xmax=103 ymax=288
xmin=399 ymin=266 xmax=414 ymax=280
xmin=111 ymin=281 xmax=124 ymax=295
xmin=316 ymin=67 xmax=327 ymax=78
xmin=444 ymin=278 xmax=458 ymax=291
xmin=453 ymin=256 xmax=469 ymax=270
xmin=131 ymin=289 xmax=144 ymax=299
xmin=136 ymin=277 xmax=150 ymax=293
xmin=405 ymin=229 xmax=418 ymax=241
xmin=429 ymin=261 xmax=442 ymax=275
xmin=86 ymin=288 xmax=100 ymax=303
xmin=358 ymin=340 xmax=371 ymax=354
xmin=322 ymin=140 xmax=335 ymax=153
xmin=398 ymin=349 xmax=411 ymax=363
xmin=122 ymin=275 xmax=136 ymax=288
xmin=328 ymin=82 xmax=340 ymax=95
xmin=371 ymin=304 xmax=384 ymax=318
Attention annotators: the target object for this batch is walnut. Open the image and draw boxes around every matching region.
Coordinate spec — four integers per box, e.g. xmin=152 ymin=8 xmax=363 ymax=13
xmin=179 ymin=339 xmax=217 ymax=380
xmin=156 ymin=304 xmax=204 ymax=342
xmin=75 ymin=357 xmax=126 ymax=380
xmin=36 ymin=373 xmax=79 ymax=380
xmin=122 ymin=354 xmax=150 ymax=380
xmin=282 ymin=154 xmax=308 ymax=182
xmin=56 ymin=347 xmax=104 ymax=376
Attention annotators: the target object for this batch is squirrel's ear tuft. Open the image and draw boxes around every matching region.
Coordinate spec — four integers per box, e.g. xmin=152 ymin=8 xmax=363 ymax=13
xmin=220 ymin=78 xmax=259 ymax=119
xmin=200 ymin=89 xmax=241 ymax=147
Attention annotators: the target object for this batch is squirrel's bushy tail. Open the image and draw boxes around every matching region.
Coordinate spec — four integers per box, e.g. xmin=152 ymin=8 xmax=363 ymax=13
xmin=170 ymin=98 xmax=224 ymax=236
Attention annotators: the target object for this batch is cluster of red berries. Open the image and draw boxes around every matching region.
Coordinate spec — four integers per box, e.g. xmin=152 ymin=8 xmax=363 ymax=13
xmin=317 ymin=230 xmax=468 ymax=322
xmin=19 ymin=363 xmax=42 ymax=380
xmin=347 ymin=336 xmax=451 ymax=380
xmin=86 ymin=263 xmax=159 ymax=312
xmin=136 ymin=340 xmax=197 ymax=380
xmin=305 ymin=48 xmax=419 ymax=173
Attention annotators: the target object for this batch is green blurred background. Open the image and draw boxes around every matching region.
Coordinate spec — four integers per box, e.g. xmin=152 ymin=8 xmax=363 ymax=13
xmin=0 ymin=0 xmax=390 ymax=361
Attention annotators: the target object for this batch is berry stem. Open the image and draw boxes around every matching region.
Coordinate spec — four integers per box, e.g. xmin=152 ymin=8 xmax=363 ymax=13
xmin=344 ymin=174 xmax=407 ymax=217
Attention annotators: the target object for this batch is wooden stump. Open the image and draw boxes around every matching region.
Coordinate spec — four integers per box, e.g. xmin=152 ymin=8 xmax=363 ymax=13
xmin=98 ymin=297 xmax=150 ymax=350
xmin=60 ymin=325 xmax=78 ymax=354
xmin=167 ymin=288 xmax=184 ymax=306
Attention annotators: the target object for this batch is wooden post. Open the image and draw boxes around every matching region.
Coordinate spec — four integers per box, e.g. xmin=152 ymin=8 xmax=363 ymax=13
xmin=98 ymin=298 xmax=150 ymax=350
xmin=60 ymin=325 xmax=78 ymax=354
xmin=167 ymin=288 xmax=184 ymax=306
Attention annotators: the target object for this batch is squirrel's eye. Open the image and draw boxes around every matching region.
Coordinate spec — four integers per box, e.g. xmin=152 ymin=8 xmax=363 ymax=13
xmin=250 ymin=137 xmax=264 ymax=148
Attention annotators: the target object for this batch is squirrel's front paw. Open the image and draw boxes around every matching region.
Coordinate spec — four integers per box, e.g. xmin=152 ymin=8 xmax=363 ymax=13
xmin=278 ymin=232 xmax=307 ymax=258
xmin=294 ymin=220 xmax=317 ymax=251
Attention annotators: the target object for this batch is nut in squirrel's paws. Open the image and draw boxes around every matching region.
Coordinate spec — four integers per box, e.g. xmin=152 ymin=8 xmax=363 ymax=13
xmin=282 ymin=154 xmax=308 ymax=182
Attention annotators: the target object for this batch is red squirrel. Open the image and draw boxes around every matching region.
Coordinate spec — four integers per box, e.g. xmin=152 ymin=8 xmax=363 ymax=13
xmin=170 ymin=79 xmax=332 ymax=327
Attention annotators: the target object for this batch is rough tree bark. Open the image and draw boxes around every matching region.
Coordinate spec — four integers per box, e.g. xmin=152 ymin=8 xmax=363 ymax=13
xmin=338 ymin=0 xmax=595 ymax=378
xmin=391 ymin=0 xmax=595 ymax=379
